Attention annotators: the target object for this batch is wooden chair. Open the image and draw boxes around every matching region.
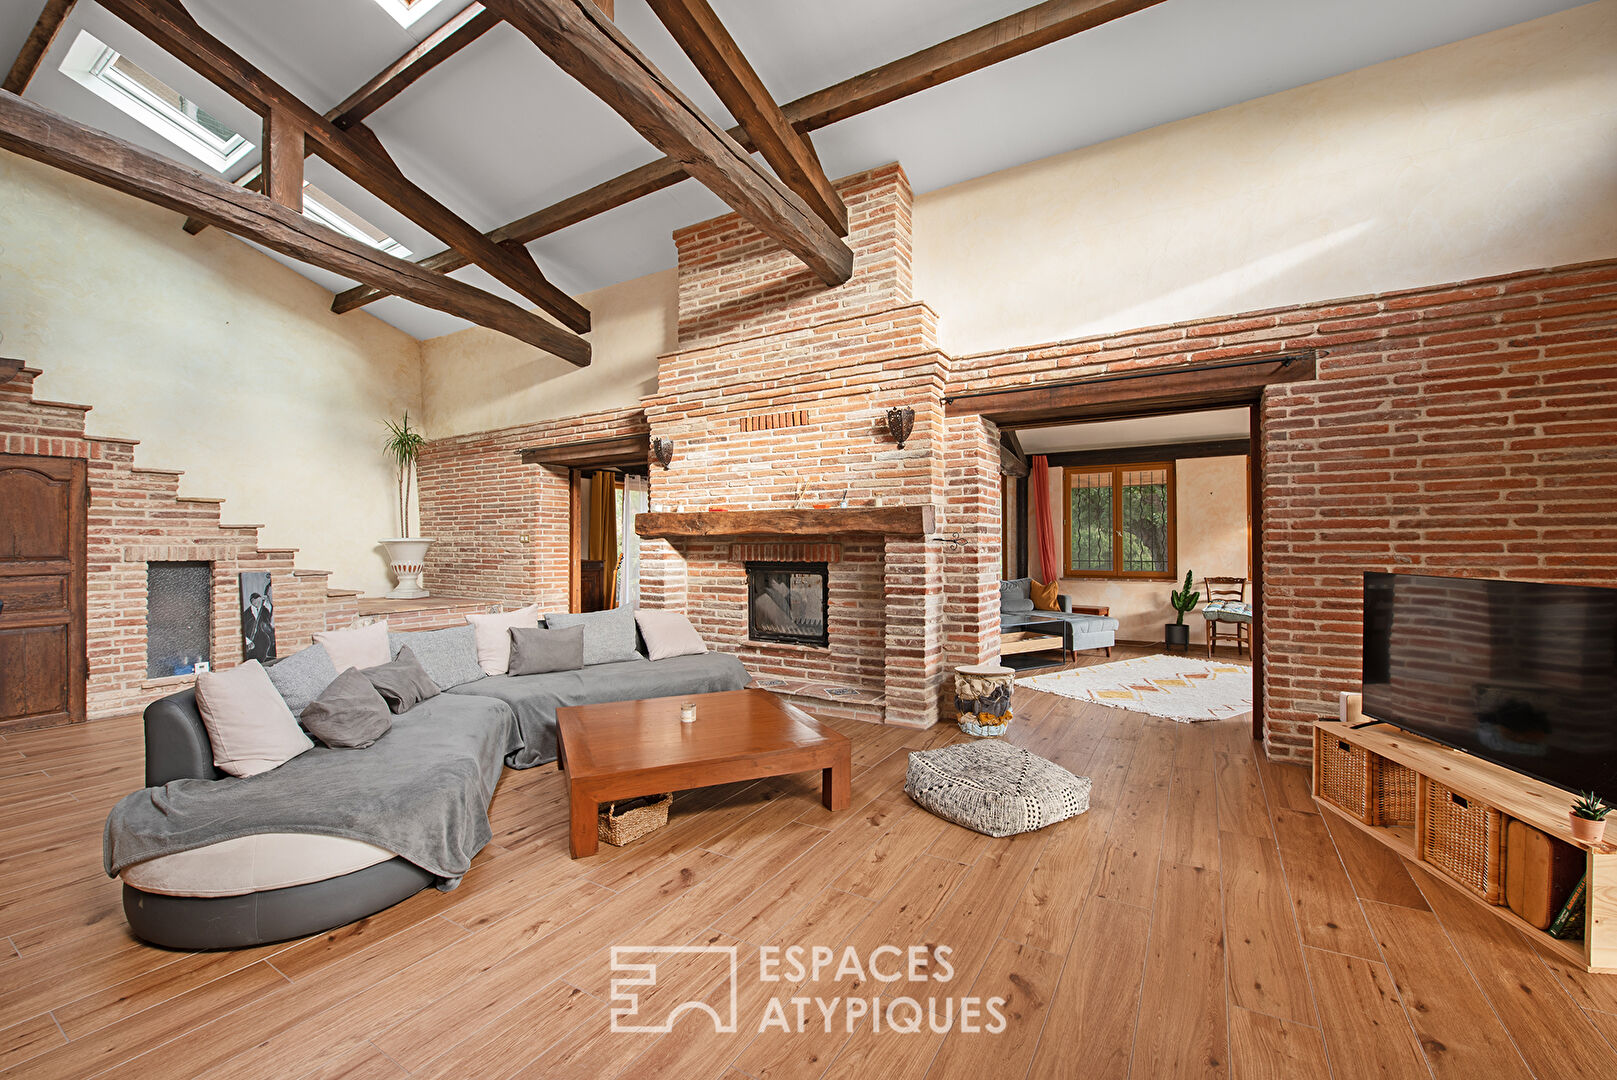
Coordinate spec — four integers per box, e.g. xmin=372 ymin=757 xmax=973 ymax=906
xmin=1201 ymin=576 xmax=1251 ymax=657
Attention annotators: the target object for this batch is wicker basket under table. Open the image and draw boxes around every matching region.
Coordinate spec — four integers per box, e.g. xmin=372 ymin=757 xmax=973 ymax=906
xmin=599 ymin=793 xmax=673 ymax=846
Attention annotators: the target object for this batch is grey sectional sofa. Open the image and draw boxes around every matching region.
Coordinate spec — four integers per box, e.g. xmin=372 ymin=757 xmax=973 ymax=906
xmin=116 ymin=635 xmax=749 ymax=949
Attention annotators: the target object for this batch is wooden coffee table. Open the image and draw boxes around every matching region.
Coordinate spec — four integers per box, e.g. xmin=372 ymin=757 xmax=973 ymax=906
xmin=555 ymin=688 xmax=853 ymax=858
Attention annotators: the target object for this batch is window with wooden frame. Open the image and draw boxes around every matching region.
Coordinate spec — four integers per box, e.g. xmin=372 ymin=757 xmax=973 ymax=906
xmin=1062 ymin=463 xmax=1176 ymax=579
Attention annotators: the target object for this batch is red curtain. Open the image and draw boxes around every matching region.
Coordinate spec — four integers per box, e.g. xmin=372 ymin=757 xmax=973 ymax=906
xmin=1030 ymin=455 xmax=1058 ymax=583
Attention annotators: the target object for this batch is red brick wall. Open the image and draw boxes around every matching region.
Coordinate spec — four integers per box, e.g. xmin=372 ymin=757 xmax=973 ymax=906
xmin=0 ymin=367 xmax=339 ymax=722
xmin=415 ymin=407 xmax=648 ymax=609
xmin=949 ymin=260 xmax=1617 ymax=760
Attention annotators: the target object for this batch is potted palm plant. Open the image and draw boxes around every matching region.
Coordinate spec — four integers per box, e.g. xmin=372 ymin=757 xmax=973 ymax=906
xmin=1569 ymin=791 xmax=1609 ymax=843
xmin=1165 ymin=570 xmax=1198 ymax=650
xmin=380 ymin=412 xmax=432 ymax=599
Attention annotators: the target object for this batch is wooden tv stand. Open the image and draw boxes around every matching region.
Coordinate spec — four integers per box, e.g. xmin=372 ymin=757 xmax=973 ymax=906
xmin=1313 ymin=719 xmax=1615 ymax=974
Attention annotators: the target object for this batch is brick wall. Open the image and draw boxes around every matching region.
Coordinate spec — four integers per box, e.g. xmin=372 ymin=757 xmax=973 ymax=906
xmin=949 ymin=260 xmax=1617 ymax=760
xmin=0 ymin=366 xmax=343 ymax=723
xmin=415 ymin=407 xmax=648 ymax=609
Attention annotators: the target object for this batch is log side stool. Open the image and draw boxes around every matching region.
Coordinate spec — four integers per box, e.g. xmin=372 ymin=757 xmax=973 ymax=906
xmin=954 ymin=663 xmax=1016 ymax=736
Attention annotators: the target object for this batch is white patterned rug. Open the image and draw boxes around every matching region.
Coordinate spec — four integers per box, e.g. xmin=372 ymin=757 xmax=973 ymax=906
xmin=1017 ymin=654 xmax=1252 ymax=723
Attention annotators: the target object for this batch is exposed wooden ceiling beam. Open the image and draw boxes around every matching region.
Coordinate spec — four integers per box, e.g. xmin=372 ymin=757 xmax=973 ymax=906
xmin=333 ymin=0 xmax=1164 ymax=315
xmin=331 ymin=4 xmax=501 ymax=129
xmin=945 ymin=354 xmax=1317 ymax=428
xmin=644 ymin=0 xmax=846 ymax=236
xmin=260 ymin=106 xmax=304 ymax=209
xmin=4 ymin=0 xmax=79 ymax=95
xmin=0 ymin=90 xmax=590 ymax=364
xmin=484 ymin=0 xmax=852 ymax=287
xmin=99 ymin=0 xmax=590 ymax=333
xmin=184 ymin=4 xmax=502 ymax=233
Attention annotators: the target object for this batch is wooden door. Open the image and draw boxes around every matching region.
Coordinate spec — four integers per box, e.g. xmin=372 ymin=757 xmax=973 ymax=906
xmin=0 ymin=454 xmax=88 ymax=729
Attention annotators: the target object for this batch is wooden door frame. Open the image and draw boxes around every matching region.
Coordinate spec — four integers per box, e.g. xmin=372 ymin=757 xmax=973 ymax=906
xmin=0 ymin=453 xmax=88 ymax=729
xmin=952 ymin=357 xmax=1312 ymax=744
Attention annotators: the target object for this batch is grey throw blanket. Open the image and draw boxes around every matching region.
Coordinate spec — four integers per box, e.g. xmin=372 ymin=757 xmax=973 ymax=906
xmin=447 ymin=653 xmax=750 ymax=768
xmin=105 ymin=694 xmax=522 ymax=886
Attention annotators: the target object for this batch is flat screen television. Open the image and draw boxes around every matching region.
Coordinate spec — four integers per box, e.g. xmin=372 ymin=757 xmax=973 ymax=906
xmin=1361 ymin=571 xmax=1617 ymax=796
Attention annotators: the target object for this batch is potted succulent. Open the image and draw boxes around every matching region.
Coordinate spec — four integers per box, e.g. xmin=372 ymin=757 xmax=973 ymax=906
xmin=380 ymin=412 xmax=432 ymax=599
xmin=1165 ymin=570 xmax=1198 ymax=650
xmin=1569 ymin=791 xmax=1609 ymax=843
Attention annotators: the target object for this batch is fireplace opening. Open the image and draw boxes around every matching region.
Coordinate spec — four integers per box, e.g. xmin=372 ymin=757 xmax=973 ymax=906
xmin=746 ymin=561 xmax=829 ymax=647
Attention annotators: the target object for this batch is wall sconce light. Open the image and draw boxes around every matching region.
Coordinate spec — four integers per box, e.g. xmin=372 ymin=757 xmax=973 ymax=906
xmin=650 ymin=437 xmax=675 ymax=469
xmin=885 ymin=406 xmax=915 ymax=450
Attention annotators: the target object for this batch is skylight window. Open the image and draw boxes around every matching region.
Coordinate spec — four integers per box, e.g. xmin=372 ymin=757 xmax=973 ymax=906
xmin=370 ymin=0 xmax=458 ymax=29
xmin=302 ymin=183 xmax=412 ymax=259
xmin=60 ymin=30 xmax=253 ymax=173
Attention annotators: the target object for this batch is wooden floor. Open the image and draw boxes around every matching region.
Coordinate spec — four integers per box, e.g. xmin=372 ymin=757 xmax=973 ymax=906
xmin=2 ymin=646 xmax=1616 ymax=1079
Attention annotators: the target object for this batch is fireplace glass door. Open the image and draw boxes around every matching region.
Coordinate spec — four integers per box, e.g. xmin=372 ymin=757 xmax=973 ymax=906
xmin=747 ymin=562 xmax=829 ymax=647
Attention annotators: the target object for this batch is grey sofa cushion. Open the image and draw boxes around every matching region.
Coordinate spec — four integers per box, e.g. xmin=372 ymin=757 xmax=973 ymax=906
xmin=999 ymin=578 xmax=1035 ymax=613
xmin=906 ymin=740 xmax=1091 ymax=837
xmin=388 ymin=625 xmax=484 ymax=691
xmin=446 ymin=652 xmax=750 ymax=768
xmin=542 ymin=607 xmax=640 ymax=666
xmin=264 ymin=644 xmax=339 ymax=716
xmin=508 ymin=626 xmax=585 ymax=676
xmin=300 ymin=669 xmax=393 ymax=749
xmin=363 ymin=647 xmax=441 ymax=714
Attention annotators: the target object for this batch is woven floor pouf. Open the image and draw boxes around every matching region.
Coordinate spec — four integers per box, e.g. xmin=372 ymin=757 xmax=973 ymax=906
xmin=905 ymin=740 xmax=1092 ymax=837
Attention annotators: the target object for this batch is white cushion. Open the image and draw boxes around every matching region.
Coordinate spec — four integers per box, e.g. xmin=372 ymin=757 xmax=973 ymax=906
xmin=194 ymin=661 xmax=313 ymax=778
xmin=120 ymin=833 xmax=395 ymax=897
xmin=465 ymin=605 xmax=540 ymax=675
xmin=635 ymin=609 xmax=709 ymax=661
xmin=313 ymin=621 xmax=392 ymax=670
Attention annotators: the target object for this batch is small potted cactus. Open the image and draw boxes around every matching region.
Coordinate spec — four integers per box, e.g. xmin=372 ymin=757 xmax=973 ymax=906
xmin=1165 ymin=570 xmax=1198 ymax=650
xmin=1569 ymin=791 xmax=1609 ymax=843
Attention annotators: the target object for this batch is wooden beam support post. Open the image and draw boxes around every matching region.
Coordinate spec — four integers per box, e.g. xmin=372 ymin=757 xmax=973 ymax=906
xmin=645 ymin=0 xmax=846 ymax=235
xmin=333 ymin=0 xmax=1164 ymax=314
xmin=99 ymin=0 xmax=590 ymax=333
xmin=260 ymin=106 xmax=304 ymax=209
xmin=0 ymin=91 xmax=590 ymax=364
xmin=483 ymin=0 xmax=852 ymax=287
xmin=4 ymin=0 xmax=78 ymax=95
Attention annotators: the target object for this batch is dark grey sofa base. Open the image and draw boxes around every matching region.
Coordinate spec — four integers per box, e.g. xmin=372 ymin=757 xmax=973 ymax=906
xmin=122 ymin=856 xmax=436 ymax=950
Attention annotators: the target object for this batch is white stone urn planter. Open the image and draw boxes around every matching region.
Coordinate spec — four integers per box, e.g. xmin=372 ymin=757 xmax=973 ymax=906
xmin=380 ymin=537 xmax=433 ymax=599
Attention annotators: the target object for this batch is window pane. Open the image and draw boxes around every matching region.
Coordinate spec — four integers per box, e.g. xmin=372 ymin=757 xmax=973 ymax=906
xmin=1067 ymin=471 xmax=1113 ymax=572
xmin=1120 ymin=468 xmax=1170 ymax=573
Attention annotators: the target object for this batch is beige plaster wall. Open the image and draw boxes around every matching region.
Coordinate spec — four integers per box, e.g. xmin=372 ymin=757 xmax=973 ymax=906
xmin=420 ymin=268 xmax=676 ymax=438
xmin=1033 ymin=455 xmax=1251 ymax=644
xmin=0 ymin=153 xmax=422 ymax=596
xmin=913 ymin=1 xmax=1617 ymax=355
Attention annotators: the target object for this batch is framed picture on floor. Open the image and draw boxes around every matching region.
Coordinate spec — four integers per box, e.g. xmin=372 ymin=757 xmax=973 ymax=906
xmin=239 ymin=571 xmax=276 ymax=662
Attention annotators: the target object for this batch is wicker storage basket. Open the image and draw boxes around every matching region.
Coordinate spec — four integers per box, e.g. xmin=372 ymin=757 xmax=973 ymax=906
xmin=1372 ymin=760 xmax=1418 ymax=827
xmin=1316 ymin=731 xmax=1372 ymax=822
xmin=1420 ymin=781 xmax=1504 ymax=903
xmin=598 ymin=793 xmax=673 ymax=847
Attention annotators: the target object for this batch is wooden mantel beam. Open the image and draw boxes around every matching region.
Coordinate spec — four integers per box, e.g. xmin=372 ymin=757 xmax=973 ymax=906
xmin=333 ymin=0 xmax=1164 ymax=315
xmin=0 ymin=91 xmax=591 ymax=365
xmin=4 ymin=0 xmax=79 ymax=95
xmin=645 ymin=0 xmax=846 ymax=236
xmin=98 ymin=0 xmax=590 ymax=334
xmin=483 ymin=0 xmax=852 ymax=287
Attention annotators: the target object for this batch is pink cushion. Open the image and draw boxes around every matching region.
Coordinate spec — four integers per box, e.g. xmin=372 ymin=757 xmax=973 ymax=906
xmin=635 ymin=609 xmax=709 ymax=661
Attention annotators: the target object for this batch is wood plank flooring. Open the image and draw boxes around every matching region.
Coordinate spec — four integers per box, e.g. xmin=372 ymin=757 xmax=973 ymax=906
xmin=1 ymin=646 xmax=1614 ymax=1078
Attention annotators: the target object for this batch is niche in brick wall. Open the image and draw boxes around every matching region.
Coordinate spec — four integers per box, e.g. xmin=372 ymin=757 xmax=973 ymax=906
xmin=146 ymin=561 xmax=212 ymax=678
